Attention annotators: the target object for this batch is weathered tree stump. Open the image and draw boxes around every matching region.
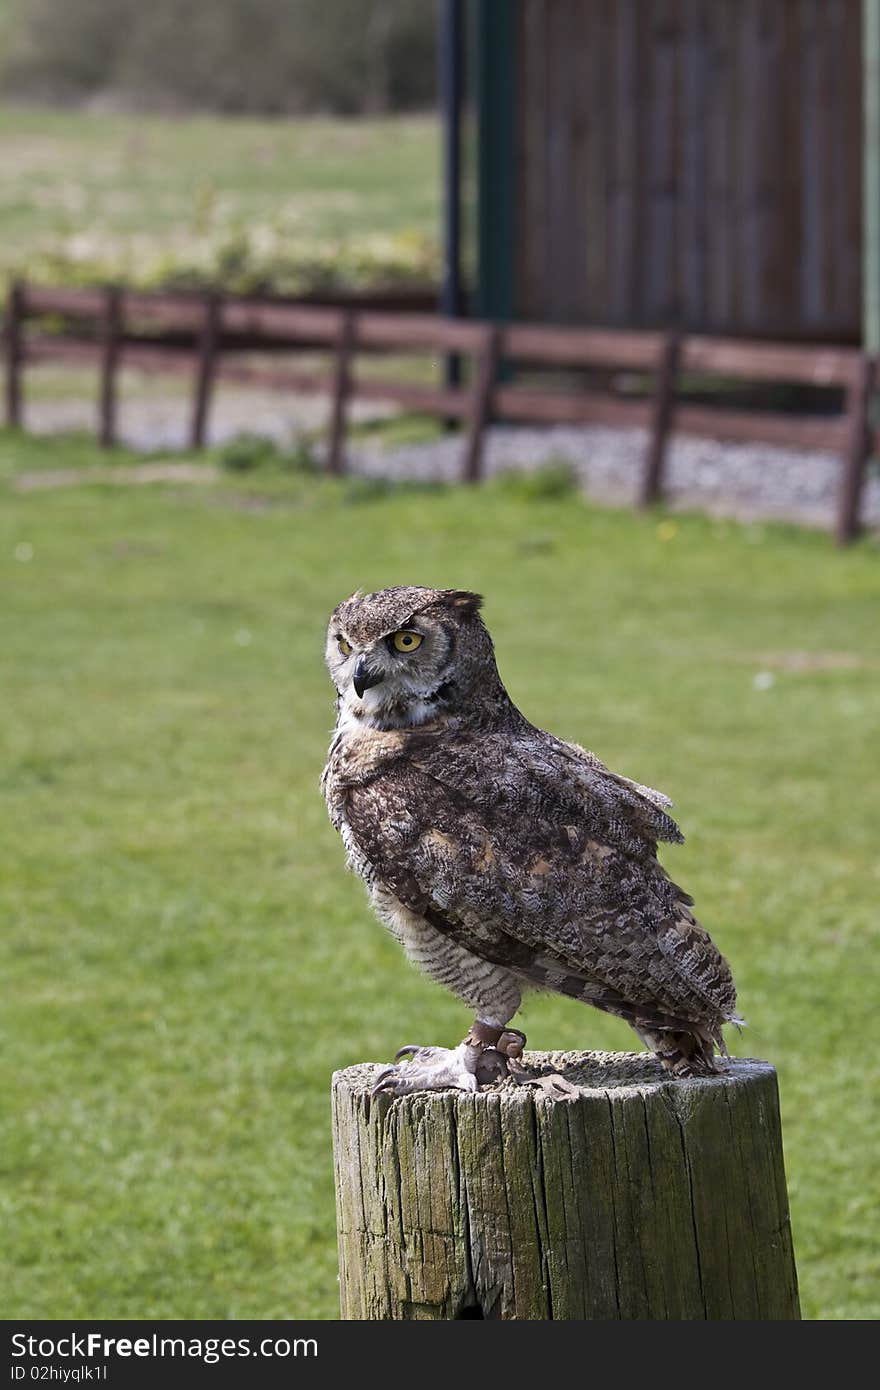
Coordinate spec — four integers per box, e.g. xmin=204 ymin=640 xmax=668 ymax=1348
xmin=332 ymin=1051 xmax=800 ymax=1320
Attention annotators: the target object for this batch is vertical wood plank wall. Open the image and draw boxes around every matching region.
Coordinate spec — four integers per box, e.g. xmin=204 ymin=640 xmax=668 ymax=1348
xmin=515 ymin=0 xmax=862 ymax=339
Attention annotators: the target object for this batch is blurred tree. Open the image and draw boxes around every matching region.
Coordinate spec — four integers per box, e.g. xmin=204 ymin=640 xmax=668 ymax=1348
xmin=3 ymin=0 xmax=139 ymax=101
xmin=1 ymin=0 xmax=437 ymax=113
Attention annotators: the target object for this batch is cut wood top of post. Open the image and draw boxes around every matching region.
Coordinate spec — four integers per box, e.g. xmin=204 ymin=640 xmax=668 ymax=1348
xmin=335 ymin=1049 xmax=776 ymax=1105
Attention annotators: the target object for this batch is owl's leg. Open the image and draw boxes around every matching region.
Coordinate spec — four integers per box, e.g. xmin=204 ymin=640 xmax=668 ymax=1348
xmin=369 ymin=896 xmax=526 ymax=1096
xmin=371 ymin=1019 xmax=527 ymax=1098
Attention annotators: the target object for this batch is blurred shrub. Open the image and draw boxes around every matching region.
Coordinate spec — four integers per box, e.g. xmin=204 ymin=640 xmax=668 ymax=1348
xmin=217 ymin=432 xmax=319 ymax=474
xmin=11 ymin=227 xmax=439 ymax=297
xmin=217 ymin=433 xmax=280 ymax=472
xmin=2 ymin=0 xmax=436 ymax=114
xmin=488 ymin=462 xmax=579 ymax=501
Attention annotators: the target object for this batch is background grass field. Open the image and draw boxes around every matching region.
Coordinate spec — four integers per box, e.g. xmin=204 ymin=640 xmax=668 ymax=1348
xmin=0 ymin=107 xmax=439 ymax=292
xmin=2 ymin=429 xmax=878 ymax=1320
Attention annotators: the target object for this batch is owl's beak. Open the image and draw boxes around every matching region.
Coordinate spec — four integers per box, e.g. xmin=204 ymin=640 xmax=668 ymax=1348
xmin=353 ymin=655 xmax=383 ymax=699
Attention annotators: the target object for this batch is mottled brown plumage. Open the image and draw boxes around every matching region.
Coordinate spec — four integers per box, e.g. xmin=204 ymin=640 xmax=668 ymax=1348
xmin=322 ymin=586 xmax=738 ymax=1092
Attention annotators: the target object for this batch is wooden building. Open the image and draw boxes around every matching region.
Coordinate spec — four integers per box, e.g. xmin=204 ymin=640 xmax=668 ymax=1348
xmin=445 ymin=0 xmax=876 ymax=345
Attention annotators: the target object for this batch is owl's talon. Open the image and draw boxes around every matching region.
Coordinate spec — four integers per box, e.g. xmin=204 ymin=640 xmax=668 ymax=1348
xmin=473 ymin=1046 xmax=509 ymax=1085
xmin=370 ymin=1067 xmax=399 ymax=1097
xmin=394 ymin=1044 xmax=422 ymax=1060
xmin=370 ymin=1039 xmax=512 ymax=1097
xmin=507 ymin=1056 xmax=533 ymax=1084
xmin=496 ymin=1028 xmax=527 ymax=1059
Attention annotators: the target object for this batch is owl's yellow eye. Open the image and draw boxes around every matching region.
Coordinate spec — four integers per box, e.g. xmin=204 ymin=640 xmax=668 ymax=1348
xmin=392 ymin=630 xmax=423 ymax=653
xmin=337 ymin=637 xmax=353 ymax=657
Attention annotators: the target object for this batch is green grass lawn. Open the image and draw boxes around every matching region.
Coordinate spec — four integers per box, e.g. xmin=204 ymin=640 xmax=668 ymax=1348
xmin=2 ymin=429 xmax=878 ymax=1320
xmin=0 ymin=106 xmax=438 ymax=291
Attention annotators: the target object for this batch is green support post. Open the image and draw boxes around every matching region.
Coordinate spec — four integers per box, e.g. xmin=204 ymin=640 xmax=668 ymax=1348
xmin=865 ymin=0 xmax=880 ymax=353
xmin=475 ymin=0 xmax=517 ymax=326
xmin=864 ymin=0 xmax=880 ymax=484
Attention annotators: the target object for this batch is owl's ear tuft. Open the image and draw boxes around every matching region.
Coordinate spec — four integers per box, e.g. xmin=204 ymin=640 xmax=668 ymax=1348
xmin=439 ymin=589 xmax=483 ymax=615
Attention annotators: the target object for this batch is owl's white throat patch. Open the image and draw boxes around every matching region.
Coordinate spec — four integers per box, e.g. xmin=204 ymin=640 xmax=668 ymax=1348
xmin=338 ymin=682 xmax=446 ymax=732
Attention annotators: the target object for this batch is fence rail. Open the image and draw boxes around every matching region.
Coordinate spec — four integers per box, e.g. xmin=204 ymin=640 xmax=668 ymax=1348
xmin=4 ymin=281 xmax=874 ymax=543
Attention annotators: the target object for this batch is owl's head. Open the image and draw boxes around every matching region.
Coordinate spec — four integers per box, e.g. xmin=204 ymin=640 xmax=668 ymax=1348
xmin=325 ymin=585 xmax=508 ymax=729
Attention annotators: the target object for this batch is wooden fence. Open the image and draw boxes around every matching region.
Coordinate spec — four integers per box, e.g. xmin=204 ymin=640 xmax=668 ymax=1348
xmin=3 ymin=280 xmax=874 ymax=542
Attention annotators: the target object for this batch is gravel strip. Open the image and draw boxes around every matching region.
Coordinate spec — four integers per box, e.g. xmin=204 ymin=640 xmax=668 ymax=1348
xmin=347 ymin=423 xmax=880 ymax=531
xmin=20 ymin=389 xmax=392 ymax=454
xmin=18 ymin=388 xmax=880 ymax=532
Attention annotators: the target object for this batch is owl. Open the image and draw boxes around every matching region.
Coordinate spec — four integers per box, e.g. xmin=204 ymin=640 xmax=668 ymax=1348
xmin=321 ymin=586 xmax=739 ymax=1095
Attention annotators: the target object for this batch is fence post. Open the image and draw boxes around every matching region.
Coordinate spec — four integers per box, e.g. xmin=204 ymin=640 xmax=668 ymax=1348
xmin=461 ymin=322 xmax=500 ymax=483
xmin=640 ymin=331 xmax=680 ymax=507
xmin=190 ymin=291 xmax=222 ymax=451
xmin=4 ymin=279 xmax=24 ymax=429
xmin=836 ymin=352 xmax=873 ymax=544
xmin=332 ymin=1051 xmax=800 ymax=1320
xmin=326 ymin=310 xmax=356 ymax=476
xmin=98 ymin=286 xmax=123 ymax=449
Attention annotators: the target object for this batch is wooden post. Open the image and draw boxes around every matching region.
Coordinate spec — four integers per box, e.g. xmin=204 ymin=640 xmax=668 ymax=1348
xmin=4 ymin=279 xmax=24 ymax=428
xmin=836 ymin=352 xmax=873 ymax=544
xmin=461 ymin=322 xmax=500 ymax=483
xmin=640 ymin=331 xmax=680 ymax=506
xmin=326 ymin=310 xmax=356 ymax=476
xmin=98 ymin=286 xmax=123 ymax=449
xmin=332 ymin=1051 xmax=800 ymax=1320
xmin=190 ymin=291 xmax=221 ymax=451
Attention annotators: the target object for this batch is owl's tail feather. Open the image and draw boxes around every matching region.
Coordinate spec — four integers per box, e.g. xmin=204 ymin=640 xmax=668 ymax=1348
xmin=635 ymin=1025 xmax=721 ymax=1077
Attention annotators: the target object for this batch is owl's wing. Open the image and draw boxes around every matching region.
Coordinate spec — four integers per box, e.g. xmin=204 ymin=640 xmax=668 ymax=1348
xmin=529 ymin=733 xmax=686 ymax=851
xmin=341 ymin=734 xmax=736 ymax=1031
